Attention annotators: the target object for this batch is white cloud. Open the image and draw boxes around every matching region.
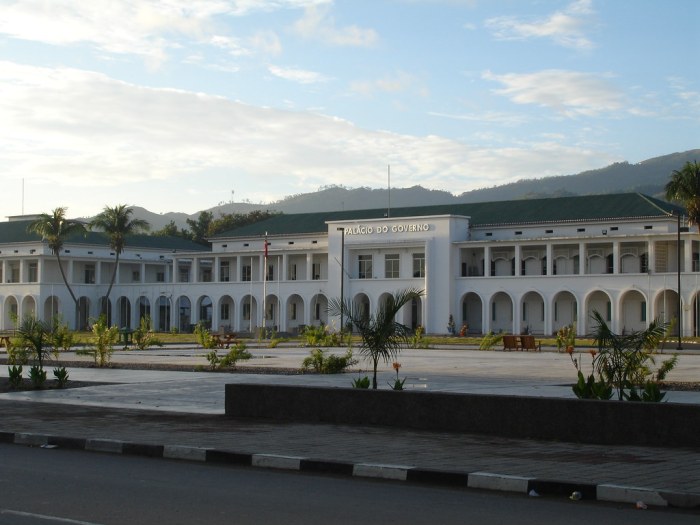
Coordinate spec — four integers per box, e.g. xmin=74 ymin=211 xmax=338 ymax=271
xmin=483 ymin=69 xmax=624 ymax=117
xmin=484 ymin=0 xmax=595 ymax=50
xmin=0 ymin=0 xmax=317 ymax=65
xmin=292 ymin=4 xmax=378 ymax=47
xmin=268 ymin=65 xmax=330 ymax=84
xmin=0 ymin=61 xmax=617 ymax=216
xmin=428 ymin=110 xmax=529 ymax=126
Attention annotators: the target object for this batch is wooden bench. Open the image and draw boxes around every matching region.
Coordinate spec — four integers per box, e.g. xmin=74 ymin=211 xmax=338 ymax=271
xmin=0 ymin=336 xmax=12 ymax=349
xmin=502 ymin=335 xmax=521 ymax=351
xmin=519 ymin=335 xmax=541 ymax=352
xmin=212 ymin=332 xmax=238 ymax=349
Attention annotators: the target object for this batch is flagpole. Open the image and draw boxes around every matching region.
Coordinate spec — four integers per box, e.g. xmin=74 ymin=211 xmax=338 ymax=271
xmin=262 ymin=232 xmax=268 ymax=338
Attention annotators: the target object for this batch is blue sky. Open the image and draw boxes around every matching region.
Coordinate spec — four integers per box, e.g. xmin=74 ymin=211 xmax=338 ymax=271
xmin=0 ymin=0 xmax=698 ymax=218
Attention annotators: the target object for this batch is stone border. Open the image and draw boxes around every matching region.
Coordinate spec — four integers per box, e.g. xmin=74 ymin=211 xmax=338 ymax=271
xmin=225 ymin=384 xmax=700 ymax=447
xmin=2 ymin=430 xmax=697 ymax=509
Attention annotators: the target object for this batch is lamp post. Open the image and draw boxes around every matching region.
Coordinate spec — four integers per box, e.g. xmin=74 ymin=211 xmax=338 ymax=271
xmin=337 ymin=227 xmax=345 ymax=333
xmin=676 ymin=213 xmax=688 ymax=350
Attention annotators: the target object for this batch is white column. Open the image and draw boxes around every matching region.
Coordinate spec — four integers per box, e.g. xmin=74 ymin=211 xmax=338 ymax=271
xmin=612 ymin=241 xmax=620 ymax=274
xmin=514 ymin=245 xmax=521 ymax=276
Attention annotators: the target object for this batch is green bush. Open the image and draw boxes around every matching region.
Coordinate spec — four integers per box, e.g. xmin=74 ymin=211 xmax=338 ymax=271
xmin=132 ymin=316 xmax=164 ymax=351
xmin=29 ymin=365 xmax=47 ymax=389
xmin=206 ymin=343 xmax=252 ymax=370
xmin=303 ymin=325 xmax=343 ymax=347
xmin=88 ymin=316 xmax=119 ymax=367
xmin=8 ymin=365 xmax=23 ymax=388
xmin=302 ymin=348 xmax=357 ymax=373
xmin=53 ymin=367 xmax=70 ymax=388
xmin=194 ymin=322 xmax=217 ymax=349
xmin=49 ymin=316 xmax=75 ymax=354
xmin=351 ymin=375 xmax=370 ymax=388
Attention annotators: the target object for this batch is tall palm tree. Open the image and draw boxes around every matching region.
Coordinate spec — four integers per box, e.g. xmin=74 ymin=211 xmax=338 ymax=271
xmin=329 ymin=287 xmax=423 ymax=389
xmin=665 ymin=160 xmax=700 ymax=228
xmin=27 ymin=207 xmax=86 ymax=309
xmin=89 ymin=205 xmax=150 ymax=304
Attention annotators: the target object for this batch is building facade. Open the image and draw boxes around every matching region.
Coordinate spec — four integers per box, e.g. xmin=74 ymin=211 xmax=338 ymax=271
xmin=1 ymin=193 xmax=697 ymax=337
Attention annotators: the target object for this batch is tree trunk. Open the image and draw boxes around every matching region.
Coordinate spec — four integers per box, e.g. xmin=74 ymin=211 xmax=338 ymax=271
xmin=105 ymin=251 xmax=120 ymax=303
xmin=372 ymin=356 xmax=379 ymax=389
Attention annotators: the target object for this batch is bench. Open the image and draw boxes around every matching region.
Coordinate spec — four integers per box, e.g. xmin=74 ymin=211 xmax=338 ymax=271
xmin=0 ymin=336 xmax=12 ymax=349
xmin=502 ymin=335 xmax=521 ymax=351
xmin=519 ymin=335 xmax=541 ymax=352
xmin=212 ymin=332 xmax=238 ymax=349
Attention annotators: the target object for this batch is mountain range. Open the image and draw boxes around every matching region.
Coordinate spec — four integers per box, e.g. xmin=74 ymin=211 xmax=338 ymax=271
xmin=121 ymin=149 xmax=699 ymax=231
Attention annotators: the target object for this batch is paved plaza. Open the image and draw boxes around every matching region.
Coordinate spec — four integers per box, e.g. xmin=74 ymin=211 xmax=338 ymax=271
xmin=0 ymin=345 xmax=699 ymax=509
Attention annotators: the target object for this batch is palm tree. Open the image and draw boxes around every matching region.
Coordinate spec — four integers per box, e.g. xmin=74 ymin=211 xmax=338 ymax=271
xmin=89 ymin=205 xmax=150 ymax=305
xmin=328 ymin=287 xmax=423 ymax=389
xmin=27 ymin=207 xmax=86 ymax=309
xmin=665 ymin=160 xmax=700 ymax=228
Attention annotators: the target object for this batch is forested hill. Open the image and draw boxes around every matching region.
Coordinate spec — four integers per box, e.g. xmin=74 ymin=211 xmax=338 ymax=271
xmin=112 ymin=149 xmax=699 ymax=230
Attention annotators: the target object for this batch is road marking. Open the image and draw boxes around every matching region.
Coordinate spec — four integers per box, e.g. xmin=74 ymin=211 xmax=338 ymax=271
xmin=0 ymin=509 xmax=105 ymax=525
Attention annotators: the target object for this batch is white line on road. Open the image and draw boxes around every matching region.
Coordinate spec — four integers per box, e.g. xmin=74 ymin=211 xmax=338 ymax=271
xmin=1 ymin=509 xmax=105 ymax=525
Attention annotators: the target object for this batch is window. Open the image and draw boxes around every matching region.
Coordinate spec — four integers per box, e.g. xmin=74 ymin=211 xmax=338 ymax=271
xmin=640 ymin=301 xmax=647 ymax=322
xmin=641 ymin=253 xmax=649 ymax=273
xmin=359 ymin=255 xmax=372 ymax=279
xmin=312 ymin=263 xmax=321 ymax=280
xmin=315 ymin=302 xmax=321 ymax=320
xmin=220 ymin=261 xmax=230 ymax=282
xmin=85 ymin=264 xmax=95 ymax=284
xmin=156 ymin=272 xmax=165 ymax=282
xmin=221 ymin=303 xmax=230 ymax=321
xmin=412 ymin=253 xmax=425 ymax=278
xmin=385 ymin=254 xmax=400 ymax=278
xmin=28 ymin=262 xmax=38 ymax=283
xmin=242 ymin=265 xmax=251 ymax=282
xmin=179 ymin=268 xmax=189 ymax=282
xmin=291 ymin=303 xmax=297 ymax=320
xmin=289 ymin=264 xmax=297 ymax=281
xmin=243 ymin=302 xmax=251 ymax=320
xmin=267 ymin=264 xmax=274 ymax=281
xmin=132 ymin=271 xmax=140 ymax=282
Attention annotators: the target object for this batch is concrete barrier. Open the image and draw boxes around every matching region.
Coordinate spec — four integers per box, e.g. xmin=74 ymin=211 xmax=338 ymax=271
xmin=225 ymin=384 xmax=700 ymax=448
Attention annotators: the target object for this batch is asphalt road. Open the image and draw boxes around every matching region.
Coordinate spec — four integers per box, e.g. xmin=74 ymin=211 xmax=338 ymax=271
xmin=0 ymin=445 xmax=697 ymax=525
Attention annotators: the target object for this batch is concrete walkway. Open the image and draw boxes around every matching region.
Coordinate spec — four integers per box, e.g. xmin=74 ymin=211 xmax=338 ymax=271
xmin=1 ymin=346 xmax=699 ymax=510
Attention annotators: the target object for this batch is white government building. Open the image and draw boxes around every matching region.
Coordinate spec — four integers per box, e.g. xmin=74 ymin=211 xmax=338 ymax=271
xmin=0 ymin=192 xmax=696 ymax=338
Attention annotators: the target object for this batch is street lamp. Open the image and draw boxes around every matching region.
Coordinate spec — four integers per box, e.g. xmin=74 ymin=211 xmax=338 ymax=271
xmin=337 ymin=227 xmax=345 ymax=333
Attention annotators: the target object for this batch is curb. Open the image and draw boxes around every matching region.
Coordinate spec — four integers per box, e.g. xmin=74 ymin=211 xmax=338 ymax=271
xmin=5 ymin=431 xmax=699 ymax=509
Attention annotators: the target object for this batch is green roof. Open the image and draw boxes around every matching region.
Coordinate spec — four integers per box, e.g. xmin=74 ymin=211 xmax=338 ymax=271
xmin=0 ymin=219 xmax=209 ymax=252
xmin=214 ymin=193 xmax=684 ymax=238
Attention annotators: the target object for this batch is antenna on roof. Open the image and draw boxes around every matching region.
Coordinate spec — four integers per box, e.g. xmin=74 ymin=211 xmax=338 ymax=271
xmin=387 ymin=165 xmax=391 ymax=218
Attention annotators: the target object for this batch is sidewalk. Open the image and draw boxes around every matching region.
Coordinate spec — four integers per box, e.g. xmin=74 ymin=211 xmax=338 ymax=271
xmin=1 ymin=348 xmax=699 ymax=509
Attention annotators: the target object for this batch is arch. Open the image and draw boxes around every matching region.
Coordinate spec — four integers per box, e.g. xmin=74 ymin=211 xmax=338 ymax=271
xmin=489 ymin=291 xmax=513 ymax=333
xmin=408 ymin=296 xmax=422 ymax=331
xmin=43 ymin=295 xmax=61 ymax=325
xmin=309 ymin=293 xmax=328 ymax=327
xmin=116 ymin=297 xmax=132 ymax=329
xmin=239 ymin=294 xmax=258 ymax=334
xmin=619 ymin=289 xmax=647 ymax=334
xmin=460 ymin=292 xmax=483 ymax=335
xmin=353 ymin=293 xmax=371 ymax=326
xmin=77 ymin=296 xmax=91 ymax=331
xmin=521 ymin=291 xmax=544 ymax=335
xmin=156 ymin=295 xmax=171 ymax=332
xmin=263 ymin=294 xmax=279 ymax=331
xmin=176 ymin=295 xmax=192 ymax=333
xmin=654 ymin=289 xmax=679 ymax=336
xmin=197 ymin=295 xmax=213 ymax=329
xmin=585 ymin=290 xmax=612 ymax=334
xmin=21 ymin=295 xmax=37 ymax=319
xmin=3 ymin=296 xmax=18 ymax=329
xmin=552 ymin=290 xmax=577 ymax=334
xmin=286 ymin=294 xmax=305 ymax=334
xmin=137 ymin=296 xmax=151 ymax=324
xmin=218 ymin=295 xmax=235 ymax=332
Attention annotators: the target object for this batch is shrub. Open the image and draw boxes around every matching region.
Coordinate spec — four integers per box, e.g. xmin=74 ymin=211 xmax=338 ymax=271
xmin=194 ymin=322 xmax=217 ymax=349
xmin=53 ymin=366 xmax=70 ymax=388
xmin=479 ymin=331 xmax=503 ymax=351
xmin=132 ymin=316 xmax=164 ymax=351
xmin=29 ymin=365 xmax=47 ymax=389
xmin=303 ymin=325 xmax=342 ymax=347
xmin=206 ymin=343 xmax=252 ymax=370
xmin=90 ymin=316 xmax=119 ymax=367
xmin=8 ymin=365 xmax=23 ymax=389
xmin=49 ymin=316 xmax=75 ymax=354
xmin=351 ymin=376 xmax=370 ymax=388
xmin=302 ymin=348 xmax=357 ymax=374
